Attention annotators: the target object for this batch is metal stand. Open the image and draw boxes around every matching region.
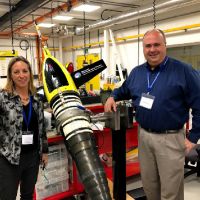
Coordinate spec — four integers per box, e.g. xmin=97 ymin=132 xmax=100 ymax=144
xmin=112 ymin=127 xmax=126 ymax=200
xmin=91 ymin=103 xmax=133 ymax=200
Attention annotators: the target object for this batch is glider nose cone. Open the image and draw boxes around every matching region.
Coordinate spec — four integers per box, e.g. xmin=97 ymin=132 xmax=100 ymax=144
xmin=44 ymin=58 xmax=69 ymax=93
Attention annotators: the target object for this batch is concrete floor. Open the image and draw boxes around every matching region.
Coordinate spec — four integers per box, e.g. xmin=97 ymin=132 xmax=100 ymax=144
xmin=17 ymin=172 xmax=200 ymax=200
xmin=184 ymin=174 xmax=200 ymax=200
xmin=126 ymin=173 xmax=200 ymax=200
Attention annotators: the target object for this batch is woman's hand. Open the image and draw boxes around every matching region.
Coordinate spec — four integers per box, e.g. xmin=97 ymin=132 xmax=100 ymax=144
xmin=41 ymin=153 xmax=48 ymax=168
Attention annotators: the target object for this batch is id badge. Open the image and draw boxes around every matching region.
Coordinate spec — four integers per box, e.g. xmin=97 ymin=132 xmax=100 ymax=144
xmin=139 ymin=93 xmax=155 ymax=109
xmin=22 ymin=131 xmax=33 ymax=145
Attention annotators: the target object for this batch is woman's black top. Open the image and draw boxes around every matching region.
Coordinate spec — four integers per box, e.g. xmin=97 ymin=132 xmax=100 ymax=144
xmin=21 ymin=102 xmax=39 ymax=152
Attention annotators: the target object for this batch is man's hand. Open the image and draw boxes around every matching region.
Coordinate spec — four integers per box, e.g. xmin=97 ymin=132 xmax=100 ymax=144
xmin=185 ymin=138 xmax=196 ymax=155
xmin=104 ymin=97 xmax=117 ymax=112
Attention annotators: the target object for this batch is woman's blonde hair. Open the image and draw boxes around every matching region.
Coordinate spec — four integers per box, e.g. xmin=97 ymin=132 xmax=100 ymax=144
xmin=4 ymin=56 xmax=36 ymax=94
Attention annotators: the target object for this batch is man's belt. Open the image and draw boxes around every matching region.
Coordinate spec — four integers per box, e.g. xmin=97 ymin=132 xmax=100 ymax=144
xmin=141 ymin=127 xmax=182 ymax=134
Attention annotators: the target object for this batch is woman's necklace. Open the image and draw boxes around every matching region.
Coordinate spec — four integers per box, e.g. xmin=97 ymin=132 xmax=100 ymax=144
xmin=21 ymin=96 xmax=30 ymax=105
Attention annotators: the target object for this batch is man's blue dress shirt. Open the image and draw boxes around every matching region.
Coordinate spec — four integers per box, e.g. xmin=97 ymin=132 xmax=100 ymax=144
xmin=112 ymin=57 xmax=200 ymax=143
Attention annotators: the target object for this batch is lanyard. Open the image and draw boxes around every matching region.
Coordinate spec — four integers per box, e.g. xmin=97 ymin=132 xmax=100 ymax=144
xmin=146 ymin=57 xmax=169 ymax=94
xmin=147 ymin=71 xmax=160 ymax=94
xmin=23 ymin=96 xmax=32 ymax=130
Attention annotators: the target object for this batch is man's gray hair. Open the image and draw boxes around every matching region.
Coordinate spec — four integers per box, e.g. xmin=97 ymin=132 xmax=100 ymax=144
xmin=143 ymin=29 xmax=166 ymax=44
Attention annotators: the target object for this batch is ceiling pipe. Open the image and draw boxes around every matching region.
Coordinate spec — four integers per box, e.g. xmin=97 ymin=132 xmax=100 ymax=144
xmin=14 ymin=0 xmax=81 ymax=34
xmin=0 ymin=31 xmax=10 ymax=37
xmin=75 ymin=0 xmax=199 ymax=35
xmin=62 ymin=23 xmax=200 ymax=51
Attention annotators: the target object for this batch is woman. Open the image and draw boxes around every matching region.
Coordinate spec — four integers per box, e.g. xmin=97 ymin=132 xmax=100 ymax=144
xmin=0 ymin=56 xmax=48 ymax=200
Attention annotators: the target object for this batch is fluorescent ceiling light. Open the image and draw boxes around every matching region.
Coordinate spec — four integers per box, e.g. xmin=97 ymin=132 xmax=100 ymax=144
xmin=53 ymin=15 xmax=73 ymax=21
xmin=38 ymin=23 xmax=55 ymax=28
xmin=76 ymin=27 xmax=82 ymax=31
xmin=73 ymin=4 xmax=101 ymax=12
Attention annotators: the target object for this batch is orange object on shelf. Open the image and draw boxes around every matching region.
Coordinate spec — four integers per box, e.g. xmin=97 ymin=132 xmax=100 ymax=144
xmin=94 ymin=122 xmax=140 ymax=181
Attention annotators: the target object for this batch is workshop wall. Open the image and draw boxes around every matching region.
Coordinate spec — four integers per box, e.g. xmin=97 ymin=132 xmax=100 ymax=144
xmin=62 ymin=11 xmax=200 ymax=76
xmin=0 ymin=37 xmax=60 ymax=88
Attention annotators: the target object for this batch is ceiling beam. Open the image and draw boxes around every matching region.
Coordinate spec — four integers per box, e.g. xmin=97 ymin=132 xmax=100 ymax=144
xmin=0 ymin=0 xmax=48 ymax=32
xmin=14 ymin=0 xmax=80 ymax=33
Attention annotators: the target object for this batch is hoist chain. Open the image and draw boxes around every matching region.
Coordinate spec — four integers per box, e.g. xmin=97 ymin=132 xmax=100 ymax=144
xmin=9 ymin=0 xmax=15 ymax=54
xmin=153 ymin=0 xmax=156 ymax=29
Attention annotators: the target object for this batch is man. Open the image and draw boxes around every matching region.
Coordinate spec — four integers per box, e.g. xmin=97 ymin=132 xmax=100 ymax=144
xmin=104 ymin=29 xmax=200 ymax=200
